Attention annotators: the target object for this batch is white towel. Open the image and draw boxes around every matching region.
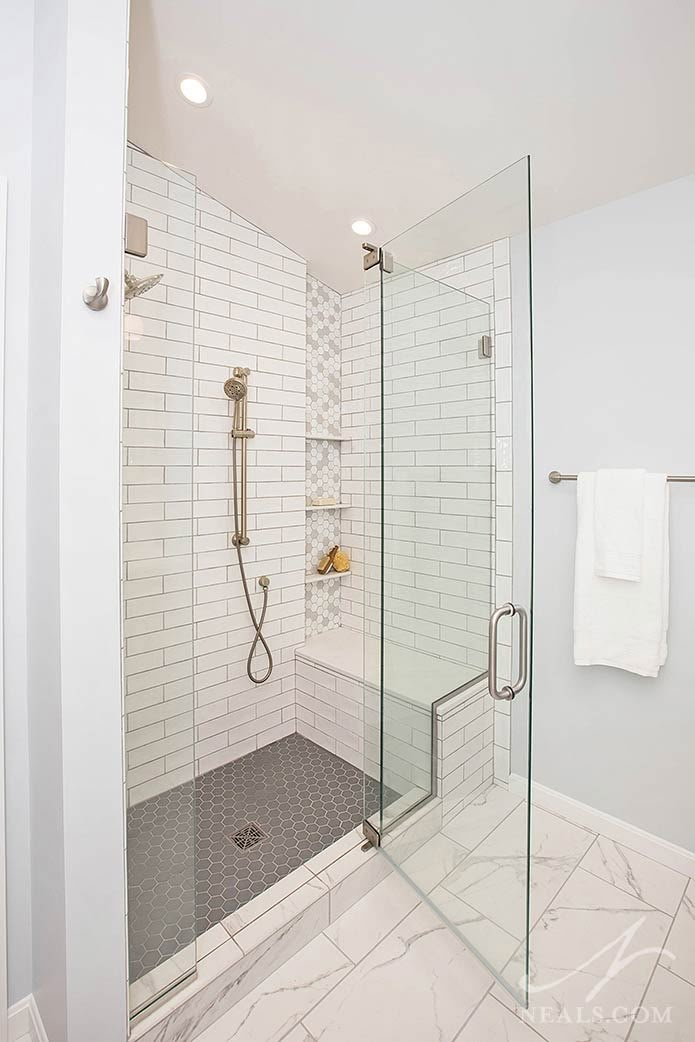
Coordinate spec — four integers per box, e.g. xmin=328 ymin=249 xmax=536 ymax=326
xmin=594 ymin=469 xmax=645 ymax=581
xmin=574 ymin=472 xmax=669 ymax=677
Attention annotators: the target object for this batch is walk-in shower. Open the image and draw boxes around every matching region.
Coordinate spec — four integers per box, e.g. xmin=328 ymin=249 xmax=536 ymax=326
xmin=122 ymin=138 xmax=534 ymax=1027
xmin=122 ymin=145 xmax=376 ymax=1022
xmin=225 ymin=367 xmax=273 ymax=684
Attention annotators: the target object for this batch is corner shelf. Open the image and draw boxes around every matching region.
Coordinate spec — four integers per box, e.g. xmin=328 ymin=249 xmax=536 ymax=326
xmin=305 ymin=433 xmax=350 ymax=442
xmin=306 ymin=502 xmax=350 ymax=511
xmin=305 ymin=570 xmax=351 ymax=585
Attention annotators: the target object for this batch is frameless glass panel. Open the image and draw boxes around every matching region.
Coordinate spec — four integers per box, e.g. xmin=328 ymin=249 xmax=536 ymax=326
xmin=368 ymin=159 xmax=534 ymax=1004
xmin=122 ymin=145 xmax=197 ymax=1018
xmin=379 ymin=263 xmax=493 ymax=828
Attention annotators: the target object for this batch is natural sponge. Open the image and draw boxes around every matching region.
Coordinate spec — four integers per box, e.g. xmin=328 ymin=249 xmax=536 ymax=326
xmin=332 ymin=548 xmax=350 ymax=572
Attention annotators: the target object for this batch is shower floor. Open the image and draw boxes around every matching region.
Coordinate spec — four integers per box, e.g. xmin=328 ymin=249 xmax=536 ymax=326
xmin=127 ymin=733 xmax=380 ymax=982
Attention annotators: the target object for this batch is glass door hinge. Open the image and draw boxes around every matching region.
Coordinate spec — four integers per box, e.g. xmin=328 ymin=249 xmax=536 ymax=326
xmin=362 ymin=243 xmax=394 ymax=274
xmin=361 ymin=819 xmax=381 ymax=848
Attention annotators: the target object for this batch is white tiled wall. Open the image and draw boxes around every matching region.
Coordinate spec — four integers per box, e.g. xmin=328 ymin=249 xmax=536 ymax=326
xmin=339 ymin=251 xmax=495 ymax=664
xmin=123 ymin=146 xmax=307 ymax=804
xmin=122 ymin=145 xmax=515 ymax=806
xmin=191 ymin=188 xmax=307 ymax=779
xmin=122 ymin=147 xmax=197 ymax=806
xmin=339 ymin=242 xmax=513 ymax=785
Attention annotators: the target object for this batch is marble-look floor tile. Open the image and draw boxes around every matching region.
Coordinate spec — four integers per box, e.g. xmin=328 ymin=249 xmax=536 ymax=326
xmin=580 ymin=836 xmax=687 ymax=915
xmin=129 ymin=941 xmax=196 ymax=1013
xmin=233 ymin=877 xmax=329 ymax=955
xmin=325 ymin=872 xmax=419 ymax=964
xmin=304 ymin=829 xmax=363 ymax=877
xmin=304 ymin=903 xmax=493 ymax=1042
xmin=441 ymin=805 xmax=594 ymax=939
xmin=659 ymin=878 xmax=695 ymax=986
xmin=429 ymin=884 xmax=520 ymax=978
xmin=222 ymin=865 xmax=315 ymax=937
xmin=280 ymin=1027 xmax=315 ymax=1042
xmin=630 ymin=965 xmax=695 ymax=1041
xmin=400 ymin=832 xmax=469 ymax=894
xmin=381 ymin=799 xmax=442 ymax=865
xmin=442 ymin=783 xmax=521 ymax=850
xmin=195 ymin=934 xmax=351 ymax=1042
xmin=133 ymin=895 xmax=329 ymax=1042
xmin=318 ymin=844 xmax=392 ymax=922
xmin=197 ymin=924 xmax=232 ymax=960
xmin=455 ymin=994 xmax=545 ymax=1041
xmin=498 ymin=868 xmax=672 ymax=1042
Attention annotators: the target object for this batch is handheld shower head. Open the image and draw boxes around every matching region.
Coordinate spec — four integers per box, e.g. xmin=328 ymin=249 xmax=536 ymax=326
xmin=223 ymin=377 xmax=247 ymax=402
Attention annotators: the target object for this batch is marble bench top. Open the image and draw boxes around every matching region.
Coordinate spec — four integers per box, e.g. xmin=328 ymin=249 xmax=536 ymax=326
xmin=296 ymin=627 xmax=484 ymax=712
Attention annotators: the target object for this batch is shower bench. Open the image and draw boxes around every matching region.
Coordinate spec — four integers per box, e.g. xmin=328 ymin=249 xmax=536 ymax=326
xmin=295 ymin=628 xmax=493 ymax=826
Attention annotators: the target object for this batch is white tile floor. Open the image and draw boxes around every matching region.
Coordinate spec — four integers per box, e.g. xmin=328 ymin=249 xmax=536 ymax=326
xmin=194 ymin=791 xmax=695 ymax=1042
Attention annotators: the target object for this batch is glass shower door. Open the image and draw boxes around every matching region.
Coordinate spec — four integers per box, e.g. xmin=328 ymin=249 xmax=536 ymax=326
xmin=123 ymin=146 xmax=197 ymax=1018
xmin=368 ymin=159 xmax=534 ymax=1003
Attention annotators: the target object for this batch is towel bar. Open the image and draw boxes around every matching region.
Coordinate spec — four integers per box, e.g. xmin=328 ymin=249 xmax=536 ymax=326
xmin=548 ymin=470 xmax=695 ymax=484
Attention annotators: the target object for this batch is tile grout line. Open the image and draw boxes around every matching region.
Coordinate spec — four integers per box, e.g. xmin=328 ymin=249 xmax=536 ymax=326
xmin=586 ymin=830 xmax=695 ymax=881
xmin=657 ymin=961 xmax=695 ymax=992
xmin=578 ymin=860 xmax=688 ymax=918
xmin=272 ymin=900 xmax=422 ymax=1042
xmin=494 ymin=833 xmax=600 ymax=987
xmin=624 ymin=882 xmax=683 ymax=1042
xmin=450 ymin=977 xmax=498 ymax=1040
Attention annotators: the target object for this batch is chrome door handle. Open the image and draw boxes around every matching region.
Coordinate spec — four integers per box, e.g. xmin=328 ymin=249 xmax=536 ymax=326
xmin=512 ymin=605 xmax=529 ymax=697
xmin=488 ymin=603 xmax=529 ymax=701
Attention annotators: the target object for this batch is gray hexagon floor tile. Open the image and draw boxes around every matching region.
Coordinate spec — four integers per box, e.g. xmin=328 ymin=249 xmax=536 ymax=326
xmin=127 ymin=733 xmax=382 ymax=984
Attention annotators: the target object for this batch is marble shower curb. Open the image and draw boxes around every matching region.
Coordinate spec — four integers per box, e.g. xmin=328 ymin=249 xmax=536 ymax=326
xmin=130 ymin=827 xmax=391 ymax=1042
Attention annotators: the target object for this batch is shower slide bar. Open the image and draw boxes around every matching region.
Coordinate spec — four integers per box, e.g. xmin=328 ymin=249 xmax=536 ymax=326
xmin=549 ymin=470 xmax=695 ymax=484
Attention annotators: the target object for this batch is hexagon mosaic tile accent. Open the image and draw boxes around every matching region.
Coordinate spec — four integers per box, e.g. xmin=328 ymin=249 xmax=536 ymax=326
xmin=305 ymin=579 xmax=342 ymax=638
xmin=126 ymin=733 xmax=380 ymax=983
xmin=306 ymin=275 xmax=341 ymax=437
xmin=306 ymin=439 xmax=341 ymax=504
xmin=305 ymin=273 xmax=344 ymax=636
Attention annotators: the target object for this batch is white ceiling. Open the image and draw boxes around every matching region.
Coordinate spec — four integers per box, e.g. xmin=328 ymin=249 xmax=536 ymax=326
xmin=128 ymin=0 xmax=695 ymax=293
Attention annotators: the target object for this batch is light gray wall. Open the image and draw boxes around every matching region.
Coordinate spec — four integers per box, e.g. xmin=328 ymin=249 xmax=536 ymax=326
xmin=2 ymin=6 xmax=130 ymax=1038
xmin=27 ymin=0 xmax=69 ymax=1037
xmin=532 ymin=175 xmax=695 ymax=851
xmin=1 ymin=0 xmax=35 ymax=1007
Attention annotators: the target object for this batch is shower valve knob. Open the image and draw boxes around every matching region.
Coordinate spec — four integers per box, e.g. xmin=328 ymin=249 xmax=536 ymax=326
xmin=83 ymin=276 xmax=110 ymax=311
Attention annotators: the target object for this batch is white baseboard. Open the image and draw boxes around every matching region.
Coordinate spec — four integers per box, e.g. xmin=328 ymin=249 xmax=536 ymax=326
xmin=8 ymin=996 xmax=48 ymax=1042
xmin=510 ymin=774 xmax=695 ymax=879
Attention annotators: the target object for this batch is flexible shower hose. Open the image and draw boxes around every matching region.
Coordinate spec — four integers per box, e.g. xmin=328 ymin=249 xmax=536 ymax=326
xmin=231 ymin=440 xmax=273 ymax=684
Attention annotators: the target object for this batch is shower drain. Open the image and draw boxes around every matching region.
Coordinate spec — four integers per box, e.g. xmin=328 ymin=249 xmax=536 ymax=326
xmin=231 ymin=823 xmax=267 ymax=850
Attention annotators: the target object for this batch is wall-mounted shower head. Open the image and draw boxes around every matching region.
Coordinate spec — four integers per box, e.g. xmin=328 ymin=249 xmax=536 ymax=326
xmin=124 ymin=271 xmax=164 ymax=300
xmin=223 ymin=377 xmax=248 ymax=402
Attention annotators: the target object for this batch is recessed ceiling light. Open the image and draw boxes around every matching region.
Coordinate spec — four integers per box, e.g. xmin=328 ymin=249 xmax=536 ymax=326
xmin=178 ymin=75 xmax=212 ymax=107
xmin=351 ymin=218 xmax=374 ymax=237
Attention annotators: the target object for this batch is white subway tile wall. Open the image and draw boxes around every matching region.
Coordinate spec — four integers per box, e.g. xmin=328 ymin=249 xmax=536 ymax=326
xmin=122 ymin=144 xmax=515 ymax=808
xmin=339 ymin=257 xmax=494 ymax=664
xmin=123 ymin=147 xmax=197 ymax=807
xmin=123 ymin=147 xmax=307 ymax=804
xmin=338 ymin=244 xmax=513 ymax=785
